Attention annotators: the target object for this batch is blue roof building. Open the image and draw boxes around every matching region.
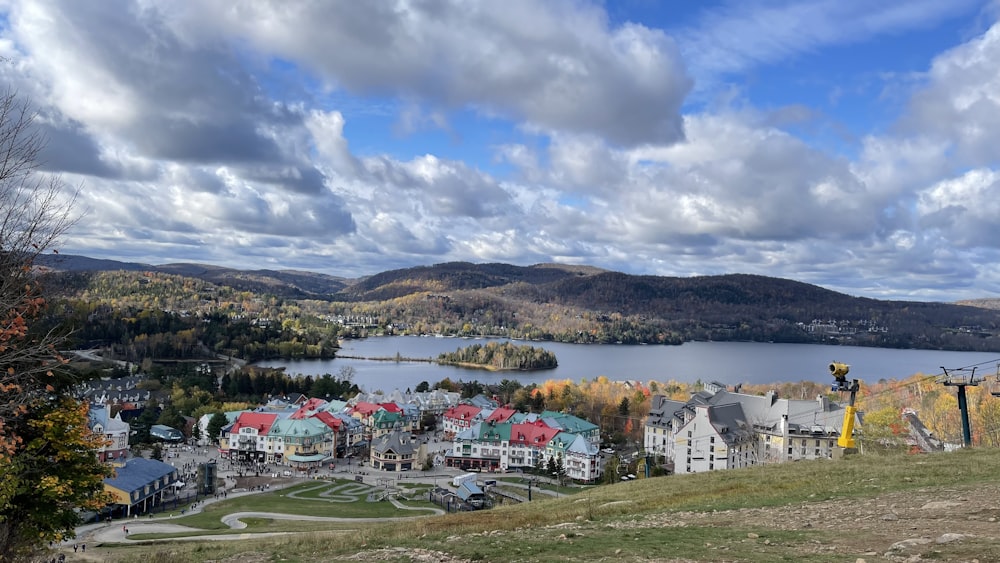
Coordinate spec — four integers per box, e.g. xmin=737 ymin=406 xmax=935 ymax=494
xmin=103 ymin=458 xmax=180 ymax=516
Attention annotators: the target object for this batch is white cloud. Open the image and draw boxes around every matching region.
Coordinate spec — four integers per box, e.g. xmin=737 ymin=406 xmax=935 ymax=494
xmin=917 ymin=169 xmax=1000 ymax=248
xmin=904 ymin=22 xmax=1000 ymax=166
xmin=2 ymin=0 xmax=1000 ymax=300
xmin=187 ymin=0 xmax=692 ymax=146
xmin=677 ymin=0 xmax=981 ymax=85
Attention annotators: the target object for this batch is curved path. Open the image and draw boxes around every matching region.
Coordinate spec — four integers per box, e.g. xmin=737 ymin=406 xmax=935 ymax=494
xmin=283 ymin=481 xmax=374 ymax=502
xmin=84 ymin=497 xmax=445 ymax=544
xmin=221 ymin=505 xmax=443 ymax=531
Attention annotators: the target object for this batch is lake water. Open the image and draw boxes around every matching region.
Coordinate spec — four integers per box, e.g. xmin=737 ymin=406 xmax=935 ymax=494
xmin=254 ymin=336 xmax=1000 ymax=394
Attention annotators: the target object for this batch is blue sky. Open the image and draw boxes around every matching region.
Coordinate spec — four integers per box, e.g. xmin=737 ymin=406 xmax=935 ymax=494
xmin=2 ymin=0 xmax=1000 ymax=302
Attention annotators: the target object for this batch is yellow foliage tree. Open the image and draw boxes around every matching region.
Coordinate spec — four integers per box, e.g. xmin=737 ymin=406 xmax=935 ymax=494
xmin=0 ymin=90 xmax=111 ymax=560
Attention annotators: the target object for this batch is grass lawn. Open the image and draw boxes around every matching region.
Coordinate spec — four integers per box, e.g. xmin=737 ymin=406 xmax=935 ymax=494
xmin=138 ymin=479 xmax=440 ymax=534
xmin=91 ymin=448 xmax=1000 ymax=562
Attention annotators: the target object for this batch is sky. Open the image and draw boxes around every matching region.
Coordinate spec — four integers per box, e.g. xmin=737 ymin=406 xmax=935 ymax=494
xmin=2 ymin=0 xmax=1000 ymax=302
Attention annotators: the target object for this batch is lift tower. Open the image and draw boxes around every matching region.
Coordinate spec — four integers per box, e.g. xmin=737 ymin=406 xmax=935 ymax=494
xmin=940 ymin=366 xmax=978 ymax=448
xmin=830 ymin=362 xmax=860 ymax=450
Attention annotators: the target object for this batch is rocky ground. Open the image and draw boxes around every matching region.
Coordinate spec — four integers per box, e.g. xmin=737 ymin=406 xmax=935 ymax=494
xmin=605 ymin=483 xmax=1000 ymax=562
xmin=210 ymin=483 xmax=1000 ymax=563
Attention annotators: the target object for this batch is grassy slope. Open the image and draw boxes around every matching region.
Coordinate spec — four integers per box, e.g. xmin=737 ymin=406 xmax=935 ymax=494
xmin=93 ymin=448 xmax=1000 ymax=562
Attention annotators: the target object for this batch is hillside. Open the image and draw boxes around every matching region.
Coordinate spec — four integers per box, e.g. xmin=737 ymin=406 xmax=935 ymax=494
xmin=958 ymin=298 xmax=1000 ymax=311
xmin=38 ymin=255 xmax=1000 ymax=352
xmin=78 ymin=448 xmax=1000 ymax=562
xmin=36 ymin=254 xmax=351 ymax=299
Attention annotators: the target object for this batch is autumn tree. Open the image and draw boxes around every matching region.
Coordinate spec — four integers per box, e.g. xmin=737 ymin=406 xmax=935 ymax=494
xmin=857 ymin=405 xmax=909 ymax=455
xmin=0 ymin=89 xmax=110 ymax=560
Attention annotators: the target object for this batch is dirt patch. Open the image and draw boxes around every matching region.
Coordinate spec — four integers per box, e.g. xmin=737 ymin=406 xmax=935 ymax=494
xmin=609 ymin=484 xmax=1000 ymax=561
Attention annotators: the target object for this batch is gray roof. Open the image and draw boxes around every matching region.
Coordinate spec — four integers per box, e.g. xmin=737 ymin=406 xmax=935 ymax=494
xmin=457 ymin=481 xmax=485 ymax=500
xmin=468 ymin=394 xmax=498 ymax=409
xmin=705 ymin=403 xmax=754 ymax=445
xmin=371 ymin=430 xmax=418 ymax=456
xmin=706 ymin=389 xmax=846 ymax=433
xmin=646 ymin=395 xmax=686 ymax=429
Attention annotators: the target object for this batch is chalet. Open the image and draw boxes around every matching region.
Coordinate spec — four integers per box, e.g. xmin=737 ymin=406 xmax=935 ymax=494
xmin=87 ymin=404 xmax=130 ymax=463
xmin=369 ymin=430 xmax=424 ymax=471
xmin=267 ymin=417 xmax=332 ymax=466
xmin=397 ymin=403 xmax=422 ymax=432
xmin=371 ymin=409 xmax=404 ymax=439
xmin=311 ymin=410 xmax=347 ymax=454
xmin=504 ymin=421 xmax=557 ymax=471
xmin=331 ymin=412 xmax=366 ymax=454
xmin=449 ymin=421 xmax=510 ymax=471
xmin=349 ymin=401 xmax=385 ymax=439
xmin=445 ymin=416 xmax=605 ymax=480
xmin=442 ymin=404 xmax=483 ymax=438
xmin=225 ymin=412 xmax=278 ymax=463
xmin=544 ymin=431 xmax=602 ymax=482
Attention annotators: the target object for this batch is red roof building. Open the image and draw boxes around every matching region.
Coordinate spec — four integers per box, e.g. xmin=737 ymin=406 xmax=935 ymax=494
xmin=290 ymin=398 xmax=329 ymax=419
xmin=442 ymin=404 xmax=483 ymax=438
xmin=485 ymin=406 xmax=517 ymax=424
xmin=226 ymin=412 xmax=278 ymax=464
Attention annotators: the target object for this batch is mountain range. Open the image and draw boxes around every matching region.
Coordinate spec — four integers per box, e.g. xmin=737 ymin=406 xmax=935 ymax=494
xmin=35 ymin=254 xmax=1000 ymax=351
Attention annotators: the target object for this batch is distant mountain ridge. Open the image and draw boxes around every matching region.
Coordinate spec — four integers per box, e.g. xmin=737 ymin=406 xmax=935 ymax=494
xmin=35 ymin=253 xmax=351 ymax=299
xmin=35 ymin=254 xmax=1000 ymax=351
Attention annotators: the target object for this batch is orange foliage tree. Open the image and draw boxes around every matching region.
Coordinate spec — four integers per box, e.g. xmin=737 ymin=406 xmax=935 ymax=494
xmin=0 ymin=89 xmax=111 ymax=560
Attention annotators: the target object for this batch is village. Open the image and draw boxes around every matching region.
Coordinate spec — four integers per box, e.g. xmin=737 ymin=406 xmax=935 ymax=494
xmin=74 ymin=365 xmax=947 ymax=530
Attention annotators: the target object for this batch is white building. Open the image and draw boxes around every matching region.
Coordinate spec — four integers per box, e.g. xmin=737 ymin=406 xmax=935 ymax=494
xmin=646 ymin=386 xmax=854 ymax=475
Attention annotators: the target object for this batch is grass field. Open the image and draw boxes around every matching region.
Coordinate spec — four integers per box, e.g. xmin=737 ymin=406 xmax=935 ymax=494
xmin=82 ymin=448 xmax=1000 ymax=562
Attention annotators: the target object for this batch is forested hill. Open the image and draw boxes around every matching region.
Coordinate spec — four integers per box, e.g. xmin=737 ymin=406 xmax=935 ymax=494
xmin=37 ymin=255 xmax=1000 ymax=352
xmin=36 ymin=253 xmax=350 ymax=299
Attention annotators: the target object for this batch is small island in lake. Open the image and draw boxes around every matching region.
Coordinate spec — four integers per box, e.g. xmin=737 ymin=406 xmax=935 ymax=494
xmin=437 ymin=341 xmax=557 ymax=371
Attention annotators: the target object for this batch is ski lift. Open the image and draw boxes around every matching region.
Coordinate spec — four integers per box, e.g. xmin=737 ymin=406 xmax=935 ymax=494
xmin=988 ymin=365 xmax=1000 ymax=398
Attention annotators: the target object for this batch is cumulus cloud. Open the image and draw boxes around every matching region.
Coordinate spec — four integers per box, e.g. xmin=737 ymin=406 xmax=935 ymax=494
xmin=186 ymin=0 xmax=692 ymax=146
xmin=904 ymin=22 xmax=1000 ymax=166
xmin=1 ymin=0 xmax=999 ymax=300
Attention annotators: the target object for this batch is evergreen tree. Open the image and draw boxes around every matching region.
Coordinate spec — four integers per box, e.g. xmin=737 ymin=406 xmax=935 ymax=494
xmin=207 ymin=412 xmax=229 ymax=445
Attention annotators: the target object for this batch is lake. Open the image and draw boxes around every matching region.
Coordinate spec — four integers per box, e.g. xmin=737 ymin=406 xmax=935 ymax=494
xmin=254 ymin=336 xmax=1000 ymax=393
